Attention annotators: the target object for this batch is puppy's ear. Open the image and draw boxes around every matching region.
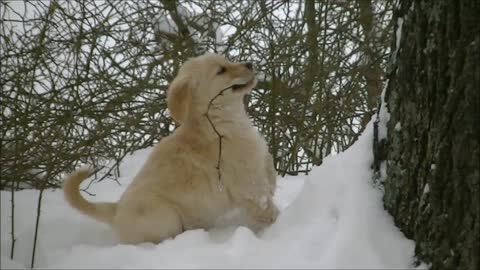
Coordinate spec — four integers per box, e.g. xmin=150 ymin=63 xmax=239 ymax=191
xmin=167 ymin=75 xmax=192 ymax=124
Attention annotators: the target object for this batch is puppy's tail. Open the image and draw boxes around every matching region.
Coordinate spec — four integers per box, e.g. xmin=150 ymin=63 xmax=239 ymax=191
xmin=63 ymin=168 xmax=117 ymax=225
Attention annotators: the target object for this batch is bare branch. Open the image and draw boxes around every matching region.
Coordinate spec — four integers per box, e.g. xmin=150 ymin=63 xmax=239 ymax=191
xmin=204 ymin=86 xmax=233 ymax=191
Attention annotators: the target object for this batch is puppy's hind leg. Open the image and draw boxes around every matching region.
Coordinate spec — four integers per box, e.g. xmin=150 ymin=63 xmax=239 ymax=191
xmin=114 ymin=203 xmax=184 ymax=245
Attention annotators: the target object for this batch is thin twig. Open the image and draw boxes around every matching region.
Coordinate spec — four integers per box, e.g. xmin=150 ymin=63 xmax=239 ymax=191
xmin=10 ymin=179 xmax=16 ymax=260
xmin=31 ymin=3 xmax=57 ymax=266
xmin=31 ymin=187 xmax=45 ymax=269
xmin=204 ymin=86 xmax=233 ymax=191
xmin=83 ymin=166 xmax=107 ymax=190
xmin=95 ymin=141 xmax=140 ymax=184
xmin=80 ymin=188 xmax=97 ymax=197
xmin=82 ymin=167 xmax=108 ymax=196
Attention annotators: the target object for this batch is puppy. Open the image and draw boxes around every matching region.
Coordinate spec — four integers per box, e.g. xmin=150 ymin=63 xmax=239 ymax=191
xmin=63 ymin=53 xmax=279 ymax=244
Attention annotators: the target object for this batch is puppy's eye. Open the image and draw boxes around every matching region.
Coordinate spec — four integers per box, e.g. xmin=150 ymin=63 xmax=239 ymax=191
xmin=217 ymin=66 xmax=226 ymax=75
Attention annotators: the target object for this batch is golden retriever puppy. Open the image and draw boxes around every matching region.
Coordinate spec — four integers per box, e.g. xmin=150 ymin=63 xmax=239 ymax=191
xmin=63 ymin=53 xmax=279 ymax=244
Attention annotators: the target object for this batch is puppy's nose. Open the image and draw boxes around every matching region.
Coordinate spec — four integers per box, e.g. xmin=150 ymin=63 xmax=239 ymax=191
xmin=244 ymin=62 xmax=253 ymax=70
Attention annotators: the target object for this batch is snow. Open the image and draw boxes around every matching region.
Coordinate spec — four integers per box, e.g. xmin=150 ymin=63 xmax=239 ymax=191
xmin=215 ymin=27 xmax=226 ymax=54
xmin=393 ymin=17 xmax=404 ymax=61
xmin=215 ymin=26 xmax=224 ymax=44
xmin=0 ymin=256 xmax=25 ymax=270
xmin=423 ymin=184 xmax=430 ymax=194
xmin=256 ymin=70 xmax=272 ymax=82
xmin=155 ymin=16 xmax=179 ymax=34
xmin=1 ymin=120 xmax=416 ymax=269
xmin=378 ymin=85 xmax=391 ymax=140
xmin=394 ymin=121 xmax=402 ymax=131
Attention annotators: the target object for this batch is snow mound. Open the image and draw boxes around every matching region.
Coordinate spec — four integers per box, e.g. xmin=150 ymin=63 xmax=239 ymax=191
xmin=1 ymin=121 xmax=415 ymax=269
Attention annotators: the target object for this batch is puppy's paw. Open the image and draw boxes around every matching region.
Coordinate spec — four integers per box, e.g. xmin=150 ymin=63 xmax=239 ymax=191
xmin=254 ymin=201 xmax=279 ymax=225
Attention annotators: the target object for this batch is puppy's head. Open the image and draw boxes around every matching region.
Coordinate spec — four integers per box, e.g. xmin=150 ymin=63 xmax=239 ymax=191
xmin=167 ymin=53 xmax=257 ymax=123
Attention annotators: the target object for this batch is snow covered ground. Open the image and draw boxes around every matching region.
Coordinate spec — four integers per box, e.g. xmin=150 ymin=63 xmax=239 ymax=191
xmin=1 ymin=121 xmax=417 ymax=269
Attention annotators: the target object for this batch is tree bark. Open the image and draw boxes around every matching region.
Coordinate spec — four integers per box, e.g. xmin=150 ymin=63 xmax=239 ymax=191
xmin=374 ymin=0 xmax=480 ymax=269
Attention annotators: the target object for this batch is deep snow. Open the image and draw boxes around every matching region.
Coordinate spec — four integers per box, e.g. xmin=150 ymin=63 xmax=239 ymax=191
xmin=1 ymin=121 xmax=416 ymax=269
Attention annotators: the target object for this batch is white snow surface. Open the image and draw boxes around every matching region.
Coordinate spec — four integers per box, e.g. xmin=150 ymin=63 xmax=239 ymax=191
xmin=1 ymin=121 xmax=415 ymax=269
xmin=377 ymin=85 xmax=391 ymax=141
xmin=393 ymin=17 xmax=404 ymax=61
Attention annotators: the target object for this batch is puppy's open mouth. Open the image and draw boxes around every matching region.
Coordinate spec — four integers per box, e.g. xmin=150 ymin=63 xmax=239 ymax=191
xmin=231 ymin=79 xmax=255 ymax=91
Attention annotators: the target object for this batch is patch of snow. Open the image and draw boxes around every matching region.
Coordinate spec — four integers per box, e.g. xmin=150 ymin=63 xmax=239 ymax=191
xmin=378 ymin=85 xmax=391 ymax=140
xmin=1 ymin=121 xmax=416 ymax=269
xmin=392 ymin=17 xmax=404 ymax=61
xmin=215 ymin=27 xmax=224 ymax=45
xmin=395 ymin=121 xmax=402 ymax=131
xmin=176 ymin=4 xmax=195 ymax=20
xmin=256 ymin=70 xmax=271 ymax=82
xmin=0 ymin=255 xmax=26 ymax=269
xmin=215 ymin=26 xmax=226 ymax=54
xmin=155 ymin=16 xmax=178 ymax=34
xmin=380 ymin=161 xmax=388 ymax=183
xmin=415 ymin=261 xmax=431 ymax=269
xmin=423 ymin=184 xmax=430 ymax=194
xmin=394 ymin=0 xmax=401 ymax=8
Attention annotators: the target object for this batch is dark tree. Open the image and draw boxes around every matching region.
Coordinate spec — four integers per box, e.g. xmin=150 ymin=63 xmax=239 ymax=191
xmin=374 ymin=0 xmax=479 ymax=269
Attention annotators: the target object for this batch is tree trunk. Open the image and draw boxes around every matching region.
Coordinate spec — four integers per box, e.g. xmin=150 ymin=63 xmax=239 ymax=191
xmin=374 ymin=0 xmax=480 ymax=269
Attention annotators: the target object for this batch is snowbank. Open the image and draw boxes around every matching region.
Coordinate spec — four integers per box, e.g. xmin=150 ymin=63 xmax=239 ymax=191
xmin=1 ymin=121 xmax=415 ymax=269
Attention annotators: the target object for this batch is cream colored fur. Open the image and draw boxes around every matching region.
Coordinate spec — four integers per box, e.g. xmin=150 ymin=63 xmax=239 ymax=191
xmin=63 ymin=53 xmax=279 ymax=244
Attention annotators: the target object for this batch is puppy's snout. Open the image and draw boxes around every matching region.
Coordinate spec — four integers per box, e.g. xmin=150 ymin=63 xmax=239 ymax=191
xmin=244 ymin=62 xmax=253 ymax=70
